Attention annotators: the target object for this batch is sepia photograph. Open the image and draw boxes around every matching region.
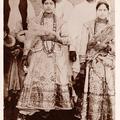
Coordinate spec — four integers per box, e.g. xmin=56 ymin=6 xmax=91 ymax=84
xmin=3 ymin=0 xmax=117 ymax=120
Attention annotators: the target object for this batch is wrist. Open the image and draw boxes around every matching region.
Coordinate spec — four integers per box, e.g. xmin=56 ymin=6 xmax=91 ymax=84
xmin=79 ymin=55 xmax=86 ymax=63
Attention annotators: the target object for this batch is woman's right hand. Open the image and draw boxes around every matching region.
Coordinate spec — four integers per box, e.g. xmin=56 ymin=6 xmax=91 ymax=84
xmin=22 ymin=55 xmax=29 ymax=67
xmin=69 ymin=51 xmax=77 ymax=62
xmin=94 ymin=42 xmax=107 ymax=51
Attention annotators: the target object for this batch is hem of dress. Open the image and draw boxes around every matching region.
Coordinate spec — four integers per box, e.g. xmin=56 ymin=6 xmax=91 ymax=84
xmin=17 ymin=106 xmax=72 ymax=111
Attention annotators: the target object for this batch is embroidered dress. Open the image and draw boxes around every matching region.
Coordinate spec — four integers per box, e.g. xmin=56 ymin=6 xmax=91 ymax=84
xmin=17 ymin=12 xmax=73 ymax=115
xmin=75 ymin=18 xmax=115 ymax=120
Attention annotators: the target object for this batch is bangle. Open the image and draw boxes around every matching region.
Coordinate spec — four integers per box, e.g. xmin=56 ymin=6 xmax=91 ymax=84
xmin=97 ymin=41 xmax=101 ymax=44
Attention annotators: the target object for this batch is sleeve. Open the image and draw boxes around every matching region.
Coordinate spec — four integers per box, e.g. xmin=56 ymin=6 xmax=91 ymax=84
xmin=57 ymin=19 xmax=70 ymax=45
xmin=23 ymin=30 xmax=42 ymax=55
xmin=27 ymin=0 xmax=36 ymax=21
xmin=79 ymin=24 xmax=89 ymax=63
xmin=14 ymin=21 xmax=23 ymax=34
xmin=23 ymin=31 xmax=36 ymax=55
xmin=28 ymin=11 xmax=44 ymax=31
xmin=72 ymin=54 xmax=80 ymax=73
xmin=58 ymin=19 xmax=80 ymax=73
xmin=68 ymin=6 xmax=83 ymax=52
xmin=63 ymin=2 xmax=73 ymax=22
xmin=11 ymin=0 xmax=35 ymax=37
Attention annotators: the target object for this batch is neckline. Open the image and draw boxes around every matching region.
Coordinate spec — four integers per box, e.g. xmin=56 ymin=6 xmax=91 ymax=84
xmin=95 ymin=17 xmax=108 ymax=24
xmin=43 ymin=12 xmax=54 ymax=18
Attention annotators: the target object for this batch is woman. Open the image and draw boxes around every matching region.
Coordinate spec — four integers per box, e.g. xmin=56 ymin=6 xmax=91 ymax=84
xmin=17 ymin=0 xmax=74 ymax=118
xmin=75 ymin=1 xmax=115 ymax=120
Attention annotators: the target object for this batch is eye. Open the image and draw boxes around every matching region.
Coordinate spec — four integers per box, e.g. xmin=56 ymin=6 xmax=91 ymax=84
xmin=44 ymin=2 xmax=49 ymax=5
xmin=104 ymin=9 xmax=107 ymax=11
xmin=50 ymin=2 xmax=54 ymax=5
xmin=98 ymin=9 xmax=102 ymax=11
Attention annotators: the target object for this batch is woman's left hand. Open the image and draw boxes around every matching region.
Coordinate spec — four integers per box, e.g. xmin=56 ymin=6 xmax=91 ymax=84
xmin=98 ymin=55 xmax=114 ymax=68
xmin=45 ymin=30 xmax=59 ymax=39
xmin=94 ymin=42 xmax=107 ymax=51
xmin=22 ymin=55 xmax=29 ymax=67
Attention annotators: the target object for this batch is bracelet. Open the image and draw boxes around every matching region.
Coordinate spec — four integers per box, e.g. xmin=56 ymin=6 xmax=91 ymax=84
xmin=97 ymin=41 xmax=101 ymax=44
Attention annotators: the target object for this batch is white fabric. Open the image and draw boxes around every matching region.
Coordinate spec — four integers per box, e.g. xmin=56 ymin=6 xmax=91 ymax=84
xmin=68 ymin=1 xmax=96 ymax=72
xmin=68 ymin=0 xmax=96 ymax=52
xmin=56 ymin=0 xmax=73 ymax=22
xmin=8 ymin=0 xmax=35 ymax=34
xmin=56 ymin=0 xmax=80 ymax=73
xmin=8 ymin=0 xmax=21 ymax=33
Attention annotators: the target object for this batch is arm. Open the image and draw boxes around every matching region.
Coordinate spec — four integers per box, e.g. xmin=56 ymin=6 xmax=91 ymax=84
xmin=27 ymin=0 xmax=36 ymax=20
xmin=79 ymin=24 xmax=89 ymax=63
xmin=56 ymin=21 xmax=70 ymax=45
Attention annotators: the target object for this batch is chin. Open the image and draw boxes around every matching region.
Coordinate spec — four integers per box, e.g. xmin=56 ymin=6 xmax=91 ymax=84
xmin=99 ymin=16 xmax=107 ymax=20
xmin=46 ymin=10 xmax=53 ymax=14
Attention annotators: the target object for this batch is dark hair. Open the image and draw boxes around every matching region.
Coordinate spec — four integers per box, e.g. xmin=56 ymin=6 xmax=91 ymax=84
xmin=86 ymin=0 xmax=94 ymax=2
xmin=96 ymin=2 xmax=109 ymax=11
xmin=42 ymin=0 xmax=56 ymax=4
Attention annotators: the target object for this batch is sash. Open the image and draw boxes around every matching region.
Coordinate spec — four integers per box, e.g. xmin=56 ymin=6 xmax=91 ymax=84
xmin=87 ymin=25 xmax=114 ymax=61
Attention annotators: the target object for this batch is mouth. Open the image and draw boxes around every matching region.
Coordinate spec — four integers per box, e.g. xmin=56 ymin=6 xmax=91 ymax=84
xmin=46 ymin=8 xmax=51 ymax=11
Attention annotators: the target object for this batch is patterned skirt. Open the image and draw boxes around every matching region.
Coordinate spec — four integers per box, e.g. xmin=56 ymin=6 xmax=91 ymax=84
xmin=17 ymin=50 xmax=72 ymax=115
xmin=75 ymin=59 xmax=115 ymax=120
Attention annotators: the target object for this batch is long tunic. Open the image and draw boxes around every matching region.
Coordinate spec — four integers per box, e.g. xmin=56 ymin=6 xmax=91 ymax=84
xmin=17 ymin=12 xmax=73 ymax=115
xmin=76 ymin=19 xmax=115 ymax=120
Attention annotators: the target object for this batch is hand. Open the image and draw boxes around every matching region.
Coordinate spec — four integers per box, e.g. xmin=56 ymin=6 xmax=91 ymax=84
xmin=16 ymin=30 xmax=27 ymax=42
xmin=69 ymin=51 xmax=77 ymax=62
xmin=98 ymin=55 xmax=114 ymax=68
xmin=22 ymin=55 xmax=29 ymax=67
xmin=40 ymin=27 xmax=55 ymax=36
xmin=104 ymin=45 xmax=112 ymax=53
xmin=11 ymin=48 xmax=20 ymax=57
xmin=41 ymin=34 xmax=56 ymax=41
xmin=47 ymin=33 xmax=56 ymax=40
xmin=87 ymin=41 xmax=97 ymax=50
xmin=4 ymin=34 xmax=16 ymax=48
xmin=72 ymin=93 xmax=78 ymax=103
xmin=108 ymin=43 xmax=115 ymax=55
xmin=80 ymin=62 xmax=86 ymax=75
xmin=94 ymin=42 xmax=107 ymax=51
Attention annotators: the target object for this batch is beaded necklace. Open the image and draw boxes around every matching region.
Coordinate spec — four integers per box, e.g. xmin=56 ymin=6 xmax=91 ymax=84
xmin=40 ymin=12 xmax=57 ymax=54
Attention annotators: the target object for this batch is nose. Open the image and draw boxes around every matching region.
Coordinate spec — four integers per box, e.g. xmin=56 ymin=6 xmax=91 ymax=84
xmin=47 ymin=4 xmax=51 ymax=8
xmin=100 ymin=10 xmax=105 ymax=15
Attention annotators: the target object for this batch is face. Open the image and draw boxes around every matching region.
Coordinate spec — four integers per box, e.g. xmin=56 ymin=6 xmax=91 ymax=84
xmin=96 ymin=4 xmax=109 ymax=19
xmin=43 ymin=0 xmax=55 ymax=13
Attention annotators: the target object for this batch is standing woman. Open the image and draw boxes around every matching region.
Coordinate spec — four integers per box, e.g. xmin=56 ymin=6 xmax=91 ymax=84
xmin=17 ymin=0 xmax=73 ymax=118
xmin=76 ymin=0 xmax=115 ymax=119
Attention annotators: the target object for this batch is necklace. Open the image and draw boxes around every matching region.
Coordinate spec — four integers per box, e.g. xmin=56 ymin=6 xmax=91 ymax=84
xmin=40 ymin=12 xmax=57 ymax=54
